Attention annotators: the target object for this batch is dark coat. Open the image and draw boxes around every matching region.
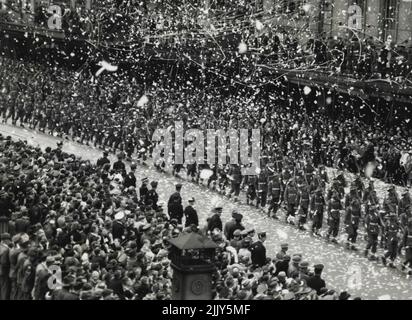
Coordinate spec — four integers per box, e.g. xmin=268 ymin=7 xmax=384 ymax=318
xmin=224 ymin=220 xmax=245 ymax=240
xmin=123 ymin=172 xmax=137 ymax=188
xmin=168 ymin=192 xmax=183 ymax=221
xmin=207 ymin=214 xmax=223 ymax=232
xmin=306 ymin=275 xmax=326 ymax=294
xmin=184 ymin=205 xmax=198 ymax=227
xmin=96 ymin=157 xmax=110 ymax=167
xmin=250 ymin=240 xmax=267 ymax=267
xmin=112 ymin=220 xmax=125 ymax=240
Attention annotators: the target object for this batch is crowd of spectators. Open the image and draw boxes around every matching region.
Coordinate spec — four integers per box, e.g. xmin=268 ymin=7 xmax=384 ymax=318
xmin=0 ymin=134 xmax=359 ymax=300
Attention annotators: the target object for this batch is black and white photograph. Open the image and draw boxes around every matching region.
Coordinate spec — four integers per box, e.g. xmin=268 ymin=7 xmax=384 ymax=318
xmin=0 ymin=0 xmax=411 ymax=308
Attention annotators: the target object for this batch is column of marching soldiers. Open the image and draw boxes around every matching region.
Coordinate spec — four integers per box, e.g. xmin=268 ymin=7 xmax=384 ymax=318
xmin=175 ymin=157 xmax=412 ymax=271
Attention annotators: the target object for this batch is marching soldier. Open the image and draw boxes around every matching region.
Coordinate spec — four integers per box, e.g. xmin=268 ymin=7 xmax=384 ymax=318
xmin=326 ymin=192 xmax=343 ymax=243
xmin=382 ymin=212 xmax=401 ymax=268
xmin=310 ymin=188 xmax=326 ymax=236
xmin=297 ymin=183 xmax=310 ymax=231
xmin=401 ymin=221 xmax=412 ymax=275
xmin=344 ymin=199 xmax=362 ymax=250
xmin=245 ymin=174 xmax=258 ymax=205
xmin=364 ymin=209 xmax=382 ymax=260
xmin=383 ymin=186 xmax=399 ymax=215
xmin=304 ymin=158 xmax=315 ymax=185
xmin=284 ymin=178 xmax=300 ymax=225
xmin=267 ymin=173 xmax=283 ymax=219
xmin=256 ymin=167 xmax=269 ymax=209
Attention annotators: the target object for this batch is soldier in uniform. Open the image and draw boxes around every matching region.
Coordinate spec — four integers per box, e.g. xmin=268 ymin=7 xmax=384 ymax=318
xmin=364 ymin=209 xmax=382 ymax=260
xmin=382 ymin=212 xmax=401 ymax=268
xmin=228 ymin=165 xmax=242 ymax=202
xmin=304 ymin=158 xmax=315 ymax=185
xmin=246 ymin=175 xmax=258 ymax=206
xmin=344 ymin=199 xmax=362 ymax=250
xmin=256 ymin=167 xmax=269 ymax=209
xmin=401 ymin=221 xmax=412 ymax=274
xmin=250 ymin=232 xmax=267 ymax=268
xmin=326 ymin=192 xmax=343 ymax=243
xmin=267 ymin=173 xmax=283 ymax=219
xmin=310 ymin=188 xmax=325 ymax=236
xmin=297 ymin=183 xmax=310 ymax=230
xmin=383 ymin=186 xmax=399 ymax=215
xmin=284 ymin=178 xmax=299 ymax=225
xmin=363 ymin=180 xmax=378 ymax=204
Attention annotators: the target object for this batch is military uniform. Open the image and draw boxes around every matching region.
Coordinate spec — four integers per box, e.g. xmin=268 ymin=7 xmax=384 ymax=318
xmin=382 ymin=214 xmax=401 ymax=267
xmin=297 ymin=185 xmax=310 ymax=230
xmin=345 ymin=200 xmax=362 ymax=249
xmin=310 ymin=189 xmax=325 ymax=235
xmin=327 ymin=194 xmax=343 ymax=242
xmin=256 ymin=169 xmax=269 ymax=209
xmin=268 ymin=174 xmax=283 ymax=218
xmin=284 ymin=180 xmax=300 ymax=224
xmin=364 ymin=210 xmax=381 ymax=260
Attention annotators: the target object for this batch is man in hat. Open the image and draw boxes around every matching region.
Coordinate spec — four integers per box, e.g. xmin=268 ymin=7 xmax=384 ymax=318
xmin=224 ymin=210 xmax=245 ymax=241
xmin=277 ymin=243 xmax=289 ymax=260
xmin=207 ymin=205 xmax=223 ymax=232
xmin=306 ymin=264 xmax=326 ymax=295
xmin=113 ymin=153 xmax=126 ymax=174
xmin=250 ymin=232 xmax=267 ymax=267
xmin=146 ymin=181 xmax=159 ymax=210
xmin=0 ymin=233 xmax=11 ymax=300
xmin=139 ymin=178 xmax=149 ymax=205
xmin=97 ymin=151 xmax=110 ymax=168
xmin=123 ymin=163 xmax=137 ymax=189
xmin=289 ymin=254 xmax=302 ymax=275
xmin=184 ymin=197 xmax=198 ymax=228
xmin=298 ymin=261 xmax=310 ymax=283
xmin=168 ymin=184 xmax=184 ymax=224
